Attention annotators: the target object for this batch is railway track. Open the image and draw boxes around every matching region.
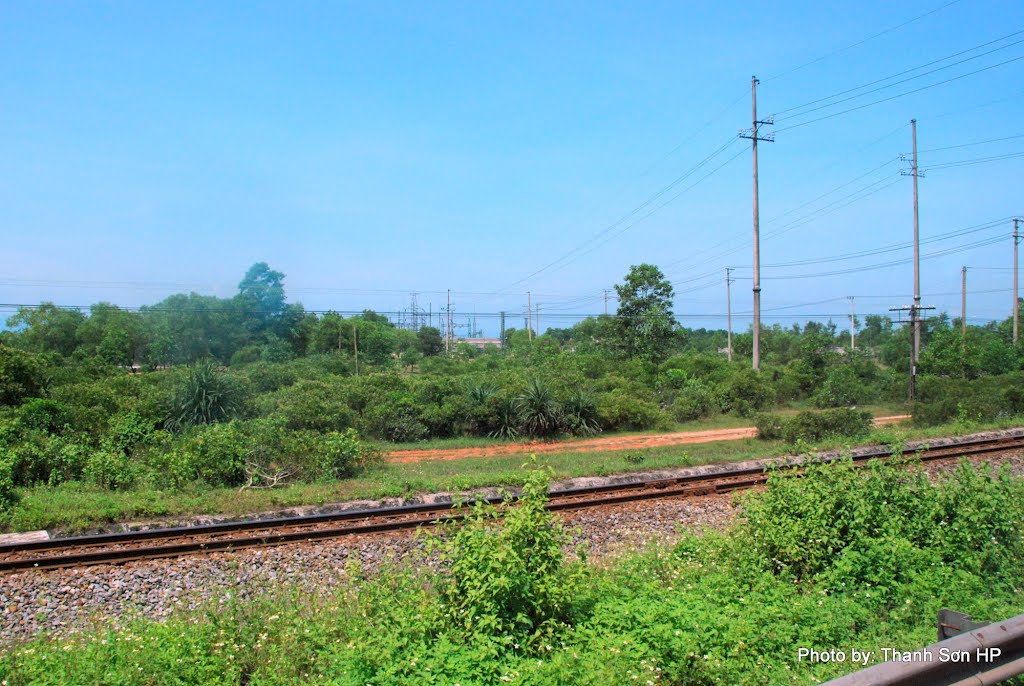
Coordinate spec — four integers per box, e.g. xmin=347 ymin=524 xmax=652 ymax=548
xmin=2 ymin=433 xmax=1022 ymax=574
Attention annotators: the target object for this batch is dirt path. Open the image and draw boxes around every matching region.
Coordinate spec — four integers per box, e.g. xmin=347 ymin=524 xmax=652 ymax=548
xmin=385 ymin=415 xmax=911 ymax=463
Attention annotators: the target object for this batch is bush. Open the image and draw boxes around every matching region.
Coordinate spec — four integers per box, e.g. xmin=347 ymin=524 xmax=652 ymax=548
xmin=782 ymin=408 xmax=872 ymax=443
xmin=0 ymin=453 xmax=17 ymax=510
xmin=265 ymin=379 xmax=354 ymax=433
xmin=812 ymin=365 xmax=863 ymax=408
xmin=84 ymin=448 xmax=139 ymax=489
xmin=753 ymin=412 xmax=785 ymax=440
xmin=597 ymin=389 xmax=665 ymax=431
xmin=165 ymin=360 xmax=244 ymax=431
xmin=671 ymin=379 xmax=715 ymax=421
xmin=561 ymin=388 xmax=601 ymax=436
xmin=15 ymin=398 xmax=71 ymax=433
xmin=313 ymin=428 xmax=379 ymax=480
xmin=717 ymin=367 xmax=775 ymax=416
xmin=516 ymin=379 xmax=562 ymax=438
xmin=431 ymin=465 xmax=585 ymax=648
xmin=755 ymin=408 xmax=871 ymax=443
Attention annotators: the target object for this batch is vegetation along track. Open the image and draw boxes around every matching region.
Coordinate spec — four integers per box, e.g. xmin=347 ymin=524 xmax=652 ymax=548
xmin=2 ymin=432 xmax=1022 ymax=574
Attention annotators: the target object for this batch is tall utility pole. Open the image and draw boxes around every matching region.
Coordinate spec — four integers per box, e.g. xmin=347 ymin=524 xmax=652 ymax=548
xmin=603 ymin=289 xmax=609 ymax=316
xmin=848 ymin=296 xmax=855 ymax=351
xmin=725 ymin=268 xmax=733 ymax=362
xmin=890 ymin=304 xmax=935 ymax=401
xmin=446 ymin=289 xmax=452 ymax=353
xmin=961 ymin=266 xmax=967 ymax=354
xmin=1014 ymin=218 xmax=1021 ymax=345
xmin=352 ymin=324 xmax=359 ymax=377
xmin=535 ymin=303 xmax=540 ymax=337
xmin=740 ymin=75 xmax=773 ymax=371
xmin=527 ymin=291 xmax=532 ymax=341
xmin=911 ymin=120 xmax=922 ymax=363
xmin=499 ymin=311 xmax=506 ymax=349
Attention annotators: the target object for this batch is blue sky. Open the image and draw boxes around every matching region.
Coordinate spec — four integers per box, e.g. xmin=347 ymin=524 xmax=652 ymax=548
xmin=1 ymin=1 xmax=1022 ymax=337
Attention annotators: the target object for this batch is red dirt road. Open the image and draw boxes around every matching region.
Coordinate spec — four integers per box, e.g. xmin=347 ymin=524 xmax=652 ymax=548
xmin=385 ymin=415 xmax=911 ymax=463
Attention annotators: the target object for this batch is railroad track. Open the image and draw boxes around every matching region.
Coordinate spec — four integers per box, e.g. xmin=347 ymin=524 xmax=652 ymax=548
xmin=2 ymin=433 xmax=1022 ymax=574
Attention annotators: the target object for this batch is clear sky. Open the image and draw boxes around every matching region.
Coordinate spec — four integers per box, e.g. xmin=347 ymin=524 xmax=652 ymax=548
xmin=1 ymin=1 xmax=1022 ymax=337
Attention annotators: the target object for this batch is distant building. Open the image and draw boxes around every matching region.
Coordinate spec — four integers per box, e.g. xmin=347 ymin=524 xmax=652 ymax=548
xmin=461 ymin=337 xmax=503 ymax=350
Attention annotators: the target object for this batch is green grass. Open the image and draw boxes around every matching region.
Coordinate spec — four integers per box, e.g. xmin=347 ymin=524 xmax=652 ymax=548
xmin=4 ymin=457 xmax=1023 ymax=685
xmin=3 ymin=413 xmax=1018 ymax=536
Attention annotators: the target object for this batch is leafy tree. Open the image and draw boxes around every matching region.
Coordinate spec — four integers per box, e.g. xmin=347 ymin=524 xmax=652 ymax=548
xmin=0 ymin=346 xmax=47 ymax=406
xmin=6 ymin=303 xmax=85 ymax=356
xmin=614 ymin=264 xmax=677 ymax=362
xmin=236 ymin=262 xmax=286 ymax=324
xmin=416 ymin=326 xmax=444 ymax=356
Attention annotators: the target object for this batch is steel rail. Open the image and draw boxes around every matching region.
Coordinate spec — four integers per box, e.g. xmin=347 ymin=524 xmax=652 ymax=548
xmin=1 ymin=433 xmax=1022 ymax=573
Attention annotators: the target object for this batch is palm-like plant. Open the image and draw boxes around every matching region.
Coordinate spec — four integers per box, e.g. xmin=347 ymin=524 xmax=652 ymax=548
xmin=489 ymin=397 xmax=520 ymax=440
xmin=165 ymin=360 xmax=241 ymax=431
xmin=562 ymin=388 xmax=601 ymax=436
xmin=515 ymin=379 xmax=561 ymax=438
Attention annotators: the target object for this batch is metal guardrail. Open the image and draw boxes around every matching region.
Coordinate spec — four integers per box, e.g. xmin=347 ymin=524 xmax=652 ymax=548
xmin=823 ymin=612 xmax=1024 ymax=686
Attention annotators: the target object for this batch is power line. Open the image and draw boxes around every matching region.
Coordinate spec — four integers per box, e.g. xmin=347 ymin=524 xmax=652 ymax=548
xmin=773 ymin=30 xmax=1024 ymax=119
xmin=774 ymin=53 xmax=1024 ymax=135
xmin=917 ymin=133 xmax=1024 ymax=154
xmin=763 ymin=0 xmax=964 ymax=81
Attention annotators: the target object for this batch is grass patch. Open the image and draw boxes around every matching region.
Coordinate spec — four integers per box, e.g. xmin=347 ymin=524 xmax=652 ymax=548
xmin=3 ymin=457 xmax=1023 ymax=685
xmin=3 ymin=415 xmax=1019 ymax=536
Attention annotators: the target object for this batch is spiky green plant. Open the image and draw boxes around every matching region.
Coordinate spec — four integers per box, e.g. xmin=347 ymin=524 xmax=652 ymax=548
xmin=489 ymin=397 xmax=520 ymax=440
xmin=515 ymin=379 xmax=561 ymax=438
xmin=562 ymin=388 xmax=601 ymax=436
xmin=165 ymin=360 xmax=241 ymax=431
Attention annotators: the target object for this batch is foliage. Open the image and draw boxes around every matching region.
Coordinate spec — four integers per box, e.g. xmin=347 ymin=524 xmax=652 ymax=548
xmin=561 ymin=388 xmax=601 ymax=436
xmin=430 ymin=464 xmax=587 ymax=649
xmin=0 ymin=345 xmax=47 ymax=406
xmin=614 ymin=263 xmax=677 ymax=362
xmin=4 ymin=459 xmax=1024 ymax=685
xmin=755 ymin=408 xmax=872 ymax=442
xmin=515 ymin=379 xmax=562 ymax=438
xmin=165 ymin=360 xmax=243 ymax=431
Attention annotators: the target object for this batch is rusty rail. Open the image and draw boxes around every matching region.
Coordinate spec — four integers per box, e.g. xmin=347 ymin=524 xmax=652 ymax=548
xmin=1 ymin=432 xmax=1022 ymax=573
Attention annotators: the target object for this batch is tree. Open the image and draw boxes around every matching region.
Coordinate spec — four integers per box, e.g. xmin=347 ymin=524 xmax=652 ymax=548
xmin=416 ymin=326 xmax=444 ymax=356
xmin=614 ymin=264 xmax=677 ymax=362
xmin=236 ymin=262 xmax=287 ymax=336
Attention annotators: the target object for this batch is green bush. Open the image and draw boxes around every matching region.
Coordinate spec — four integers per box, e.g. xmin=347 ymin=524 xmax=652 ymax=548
xmin=671 ymin=379 xmax=715 ymax=421
xmin=755 ymin=408 xmax=871 ymax=442
xmin=431 ymin=465 xmax=586 ymax=648
xmin=313 ymin=428 xmax=378 ymax=480
xmin=15 ymin=398 xmax=71 ymax=433
xmin=717 ymin=367 xmax=775 ymax=416
xmin=597 ymin=389 xmax=665 ymax=432
xmin=165 ymin=360 xmax=244 ymax=431
xmin=782 ymin=408 xmax=872 ymax=443
xmin=515 ymin=379 xmax=562 ymax=438
xmin=561 ymin=388 xmax=601 ymax=436
xmin=812 ymin=365 xmax=863 ymax=408
xmin=753 ymin=412 xmax=785 ymax=440
xmin=0 ymin=453 xmax=17 ymax=510
xmin=265 ymin=379 xmax=354 ymax=433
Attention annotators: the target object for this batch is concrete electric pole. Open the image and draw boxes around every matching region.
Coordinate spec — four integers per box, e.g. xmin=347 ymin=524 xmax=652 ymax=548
xmin=725 ymin=268 xmax=734 ymax=362
xmin=740 ymin=76 xmax=773 ymax=371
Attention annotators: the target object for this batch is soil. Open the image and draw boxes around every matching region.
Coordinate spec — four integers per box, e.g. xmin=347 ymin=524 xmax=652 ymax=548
xmin=385 ymin=414 xmax=911 ymax=463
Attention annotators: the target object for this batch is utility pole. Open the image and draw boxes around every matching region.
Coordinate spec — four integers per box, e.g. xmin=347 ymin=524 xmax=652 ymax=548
xmin=961 ymin=265 xmax=967 ymax=354
xmin=535 ymin=303 xmax=540 ymax=336
xmin=848 ymin=296 xmax=855 ymax=351
xmin=1014 ymin=218 xmax=1021 ymax=345
xmin=353 ymin=324 xmax=359 ymax=377
xmin=890 ymin=304 xmax=935 ymax=401
xmin=527 ymin=291 xmax=532 ymax=341
xmin=499 ymin=311 xmax=506 ymax=349
xmin=725 ymin=268 xmax=733 ymax=362
xmin=603 ymin=289 xmax=609 ymax=316
xmin=739 ymin=75 xmax=773 ymax=371
xmin=446 ymin=289 xmax=452 ymax=353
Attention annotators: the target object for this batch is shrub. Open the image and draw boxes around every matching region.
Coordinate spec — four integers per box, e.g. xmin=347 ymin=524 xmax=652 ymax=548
xmin=360 ymin=402 xmax=429 ymax=443
xmin=165 ymin=360 xmax=243 ymax=431
xmin=671 ymin=379 xmax=715 ymax=421
xmin=597 ymin=389 xmax=665 ymax=431
xmin=717 ymin=367 xmax=775 ymax=416
xmin=781 ymin=408 xmax=872 ymax=443
xmin=84 ymin=448 xmax=139 ymax=489
xmin=313 ymin=428 xmax=379 ymax=480
xmin=515 ymin=379 xmax=562 ymax=438
xmin=753 ymin=412 xmax=785 ymax=440
xmin=812 ymin=365 xmax=862 ymax=408
xmin=561 ymin=388 xmax=601 ymax=436
xmin=489 ymin=397 xmax=519 ymax=440
xmin=15 ymin=398 xmax=71 ymax=433
xmin=431 ymin=465 xmax=585 ymax=648
xmin=266 ymin=379 xmax=354 ymax=433
xmin=0 ymin=346 xmax=46 ymax=406
xmin=0 ymin=453 xmax=16 ymax=509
